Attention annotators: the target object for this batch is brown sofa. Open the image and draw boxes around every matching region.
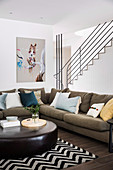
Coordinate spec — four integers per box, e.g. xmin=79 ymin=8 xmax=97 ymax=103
xmin=0 ymin=88 xmax=112 ymax=143
xmin=39 ymin=88 xmax=113 ymax=143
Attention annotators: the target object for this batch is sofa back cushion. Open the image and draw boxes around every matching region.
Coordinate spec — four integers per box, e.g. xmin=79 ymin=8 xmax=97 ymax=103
xmin=49 ymin=88 xmax=69 ymax=104
xmin=45 ymin=93 xmax=51 ymax=104
xmin=0 ymin=89 xmax=16 ymax=95
xmin=18 ymin=88 xmax=47 ymax=104
xmin=90 ymin=93 xmax=113 ymax=106
xmin=67 ymin=90 xmax=93 ymax=113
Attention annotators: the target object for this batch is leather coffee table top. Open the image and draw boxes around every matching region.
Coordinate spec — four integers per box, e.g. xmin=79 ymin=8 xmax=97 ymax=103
xmin=0 ymin=119 xmax=56 ymax=138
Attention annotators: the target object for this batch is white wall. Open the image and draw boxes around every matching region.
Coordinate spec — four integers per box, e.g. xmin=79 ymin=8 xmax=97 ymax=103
xmin=62 ymin=27 xmax=94 ymax=56
xmin=69 ymin=41 xmax=113 ymax=94
xmin=0 ymin=19 xmax=55 ymax=92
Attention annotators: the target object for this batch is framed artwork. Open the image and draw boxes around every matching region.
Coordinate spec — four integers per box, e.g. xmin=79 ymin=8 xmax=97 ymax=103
xmin=16 ymin=37 xmax=45 ymax=82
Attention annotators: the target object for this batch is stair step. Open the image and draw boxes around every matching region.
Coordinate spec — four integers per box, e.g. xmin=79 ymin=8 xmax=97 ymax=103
xmin=88 ymin=60 xmax=93 ymax=66
xmin=74 ymin=75 xmax=78 ymax=80
xmin=94 ymin=54 xmax=99 ymax=60
xmin=99 ymin=48 xmax=105 ymax=54
xmin=106 ymin=41 xmax=112 ymax=47
xmin=78 ymin=70 xmax=83 ymax=76
xmin=83 ymin=65 xmax=88 ymax=71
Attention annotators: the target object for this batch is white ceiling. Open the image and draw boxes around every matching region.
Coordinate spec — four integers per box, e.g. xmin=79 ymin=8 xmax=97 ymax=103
xmin=0 ymin=0 xmax=113 ymax=26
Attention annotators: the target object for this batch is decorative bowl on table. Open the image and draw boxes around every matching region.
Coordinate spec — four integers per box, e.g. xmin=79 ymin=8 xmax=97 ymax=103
xmin=6 ymin=116 xmax=18 ymax=121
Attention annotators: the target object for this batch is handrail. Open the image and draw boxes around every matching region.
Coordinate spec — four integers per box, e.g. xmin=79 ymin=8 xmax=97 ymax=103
xmin=68 ymin=34 xmax=113 ymax=84
xmin=67 ymin=24 xmax=113 ymax=77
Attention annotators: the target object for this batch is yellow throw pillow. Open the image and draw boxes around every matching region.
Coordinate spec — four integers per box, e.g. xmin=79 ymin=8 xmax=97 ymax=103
xmin=24 ymin=90 xmax=43 ymax=105
xmin=100 ymin=98 xmax=113 ymax=121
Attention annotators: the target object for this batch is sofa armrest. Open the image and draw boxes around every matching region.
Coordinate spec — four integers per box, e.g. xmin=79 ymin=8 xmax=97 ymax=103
xmin=0 ymin=111 xmax=3 ymax=119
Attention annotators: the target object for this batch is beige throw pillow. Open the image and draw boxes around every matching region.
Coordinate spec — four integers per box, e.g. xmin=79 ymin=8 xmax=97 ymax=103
xmin=100 ymin=98 xmax=113 ymax=121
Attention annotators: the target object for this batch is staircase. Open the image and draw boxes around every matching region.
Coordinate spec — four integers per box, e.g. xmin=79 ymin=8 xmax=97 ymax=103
xmin=54 ymin=20 xmax=113 ymax=88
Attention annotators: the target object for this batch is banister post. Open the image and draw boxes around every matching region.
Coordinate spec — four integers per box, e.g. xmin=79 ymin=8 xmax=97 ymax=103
xmin=80 ymin=47 xmax=82 ymax=75
xmin=66 ymin=66 xmax=68 ymax=88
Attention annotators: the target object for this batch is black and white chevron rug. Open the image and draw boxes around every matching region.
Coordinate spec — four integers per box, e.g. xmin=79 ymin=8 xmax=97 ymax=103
xmin=0 ymin=138 xmax=98 ymax=170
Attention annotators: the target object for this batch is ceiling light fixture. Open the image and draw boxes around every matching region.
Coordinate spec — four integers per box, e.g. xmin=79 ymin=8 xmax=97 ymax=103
xmin=40 ymin=17 xmax=43 ymax=19
xmin=9 ymin=12 xmax=13 ymax=15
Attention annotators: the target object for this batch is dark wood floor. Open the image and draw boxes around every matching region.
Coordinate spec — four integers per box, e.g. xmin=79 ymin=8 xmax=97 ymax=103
xmin=58 ymin=127 xmax=113 ymax=170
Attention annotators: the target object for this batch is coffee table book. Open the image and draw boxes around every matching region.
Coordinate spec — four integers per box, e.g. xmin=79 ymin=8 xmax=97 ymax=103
xmin=0 ymin=120 xmax=20 ymax=128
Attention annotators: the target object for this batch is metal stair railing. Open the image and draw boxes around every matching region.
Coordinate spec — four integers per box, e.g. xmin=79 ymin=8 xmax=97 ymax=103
xmin=54 ymin=22 xmax=108 ymax=80
xmin=54 ymin=23 xmax=101 ymax=78
xmin=67 ymin=35 xmax=113 ymax=85
xmin=54 ymin=20 xmax=113 ymax=88
xmin=67 ymin=22 xmax=113 ymax=81
xmin=67 ymin=21 xmax=113 ymax=85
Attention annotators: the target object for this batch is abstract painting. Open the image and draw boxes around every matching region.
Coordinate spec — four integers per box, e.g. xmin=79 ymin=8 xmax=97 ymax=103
xmin=16 ymin=37 xmax=45 ymax=82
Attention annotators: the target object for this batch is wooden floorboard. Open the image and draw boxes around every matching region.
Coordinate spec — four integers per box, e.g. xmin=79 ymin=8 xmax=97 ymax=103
xmin=58 ymin=127 xmax=113 ymax=170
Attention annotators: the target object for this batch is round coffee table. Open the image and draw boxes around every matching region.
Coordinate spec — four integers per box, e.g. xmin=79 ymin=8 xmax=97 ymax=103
xmin=0 ymin=119 xmax=57 ymax=158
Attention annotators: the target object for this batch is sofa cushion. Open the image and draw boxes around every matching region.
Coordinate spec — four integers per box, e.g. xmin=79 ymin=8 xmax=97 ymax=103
xmin=45 ymin=93 xmax=51 ymax=104
xmin=64 ymin=113 xmax=109 ymax=131
xmin=90 ymin=93 xmax=113 ymax=106
xmin=49 ymin=88 xmax=60 ymax=104
xmin=18 ymin=88 xmax=47 ymax=104
xmin=39 ymin=104 xmax=70 ymax=120
xmin=100 ymin=98 xmax=113 ymax=121
xmin=0 ymin=111 xmax=3 ymax=119
xmin=2 ymin=107 xmax=32 ymax=117
xmin=67 ymin=90 xmax=93 ymax=113
xmin=49 ymin=88 xmax=69 ymax=104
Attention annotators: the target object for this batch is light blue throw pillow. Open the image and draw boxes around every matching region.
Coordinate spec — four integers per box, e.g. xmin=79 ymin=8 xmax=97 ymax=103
xmin=0 ymin=93 xmax=7 ymax=110
xmin=55 ymin=93 xmax=81 ymax=114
